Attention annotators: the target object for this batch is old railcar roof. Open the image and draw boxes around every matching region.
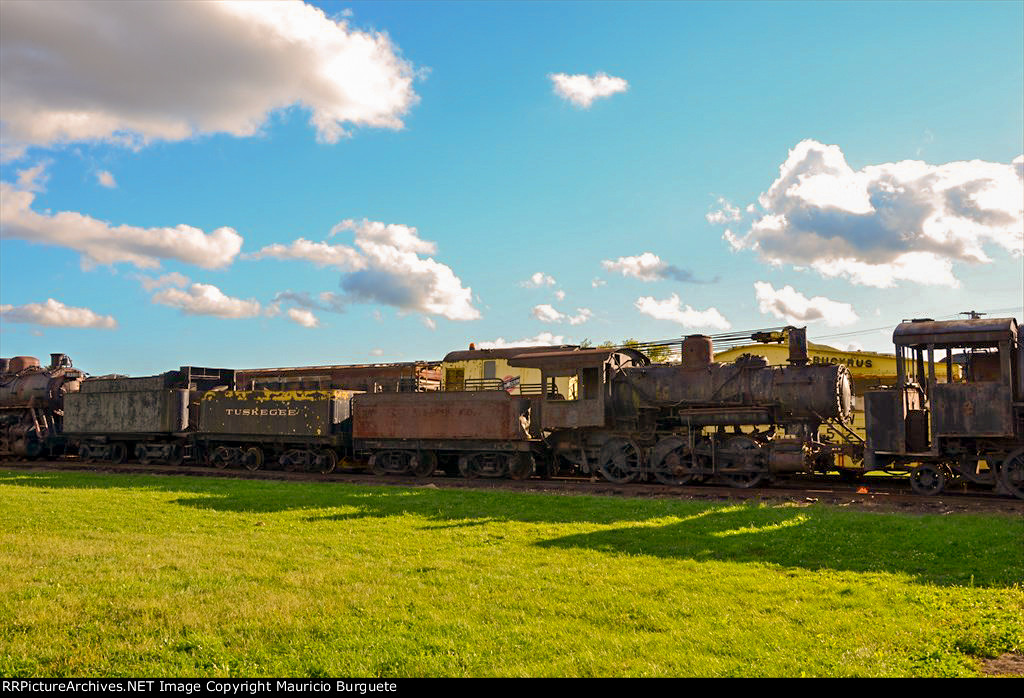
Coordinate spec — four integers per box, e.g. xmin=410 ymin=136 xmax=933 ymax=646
xmin=238 ymin=360 xmax=439 ymax=373
xmin=507 ymin=347 xmax=650 ymax=370
xmin=893 ymin=317 xmax=1019 ymax=348
xmin=442 ymin=345 xmax=578 ymax=362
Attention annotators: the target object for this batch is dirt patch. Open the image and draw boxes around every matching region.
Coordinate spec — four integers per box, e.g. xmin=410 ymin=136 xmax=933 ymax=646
xmin=979 ymin=653 xmax=1024 ymax=676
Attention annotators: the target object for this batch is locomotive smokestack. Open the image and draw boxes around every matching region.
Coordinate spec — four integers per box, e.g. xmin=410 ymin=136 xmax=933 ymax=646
xmin=787 ymin=327 xmax=808 ymax=366
xmin=681 ymin=335 xmax=713 ymax=370
xmin=50 ymin=353 xmax=70 ymax=370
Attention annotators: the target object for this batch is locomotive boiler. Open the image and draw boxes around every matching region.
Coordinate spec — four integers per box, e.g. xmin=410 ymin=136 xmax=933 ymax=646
xmin=510 ymin=330 xmax=854 ymax=487
xmin=0 ymin=353 xmax=85 ymax=457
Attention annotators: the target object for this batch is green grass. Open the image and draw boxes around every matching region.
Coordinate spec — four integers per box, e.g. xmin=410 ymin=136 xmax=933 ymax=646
xmin=1 ymin=470 xmax=1021 ymax=677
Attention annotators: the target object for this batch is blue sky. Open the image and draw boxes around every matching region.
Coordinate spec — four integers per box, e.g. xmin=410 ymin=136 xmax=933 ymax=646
xmin=1 ymin=0 xmax=1021 ymax=375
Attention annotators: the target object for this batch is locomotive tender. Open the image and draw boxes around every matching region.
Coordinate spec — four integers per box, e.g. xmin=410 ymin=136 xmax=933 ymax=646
xmin=5 ymin=315 xmax=1022 ymax=499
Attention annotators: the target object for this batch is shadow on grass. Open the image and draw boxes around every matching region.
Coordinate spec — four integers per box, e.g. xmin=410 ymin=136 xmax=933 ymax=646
xmin=3 ymin=469 xmax=1022 ymax=588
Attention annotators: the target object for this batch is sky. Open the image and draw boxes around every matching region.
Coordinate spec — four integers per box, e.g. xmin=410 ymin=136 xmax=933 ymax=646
xmin=1 ymin=0 xmax=1022 ymax=376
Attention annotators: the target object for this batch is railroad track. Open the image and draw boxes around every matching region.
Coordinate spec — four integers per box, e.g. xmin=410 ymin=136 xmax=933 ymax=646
xmin=3 ymin=459 xmax=1021 ymax=515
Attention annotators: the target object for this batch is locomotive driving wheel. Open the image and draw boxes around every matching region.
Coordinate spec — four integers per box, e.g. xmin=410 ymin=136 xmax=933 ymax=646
xmin=909 ymin=463 xmax=948 ymax=496
xmin=999 ymin=449 xmax=1024 ymax=500
xmin=650 ymin=436 xmax=701 ymax=486
xmin=716 ymin=435 xmax=769 ymax=489
xmin=598 ymin=438 xmax=643 ymax=484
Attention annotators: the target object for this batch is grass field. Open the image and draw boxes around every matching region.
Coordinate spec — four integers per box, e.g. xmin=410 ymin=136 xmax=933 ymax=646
xmin=1 ymin=469 xmax=1022 ymax=677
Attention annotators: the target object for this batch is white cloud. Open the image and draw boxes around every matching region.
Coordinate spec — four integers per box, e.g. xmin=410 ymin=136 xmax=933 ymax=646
xmin=0 ymin=1 xmax=419 ymax=159
xmin=256 ymin=219 xmax=480 ymax=322
xmin=549 ymin=72 xmax=628 ymax=108
xmin=520 ymin=272 xmax=556 ymax=288
xmin=592 ymin=277 xmax=607 ymax=288
xmin=719 ymin=140 xmax=1024 ymax=287
xmin=705 ymin=197 xmax=741 ymax=224
xmin=370 ymin=348 xmax=384 ymax=356
xmin=151 ymin=282 xmax=261 ymax=318
xmin=601 ymin=252 xmax=703 ymax=282
xmin=1 ymin=179 xmax=243 ymax=270
xmin=0 ymin=298 xmax=117 ymax=329
xmin=134 ymin=272 xmax=191 ymax=291
xmin=286 ymin=307 xmax=319 ymax=328
xmin=96 ymin=170 xmax=116 ymax=188
xmin=554 ymin=290 xmax=566 ymax=301
xmin=532 ymin=304 xmax=592 ymax=325
xmin=245 ymin=238 xmax=365 ymax=270
xmin=753 ymin=281 xmax=859 ymax=327
xmin=477 ymin=331 xmax=567 ymax=349
xmin=634 ymin=294 xmax=731 ymax=330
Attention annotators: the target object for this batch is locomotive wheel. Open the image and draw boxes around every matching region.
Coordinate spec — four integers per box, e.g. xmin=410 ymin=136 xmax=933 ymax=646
xmin=135 ymin=443 xmax=151 ymax=466
xmin=717 ymin=435 xmax=768 ymax=489
xmin=242 ymin=447 xmax=264 ymax=471
xmin=508 ymin=453 xmax=534 ymax=480
xmin=314 ymin=449 xmax=338 ymax=474
xmin=109 ymin=442 xmax=127 ymax=465
xmin=211 ymin=446 xmax=233 ymax=469
xmin=458 ymin=455 xmax=480 ymax=479
xmin=598 ymin=438 xmax=642 ymax=484
xmin=165 ymin=444 xmax=185 ymax=466
xmin=79 ymin=444 xmax=95 ymax=463
xmin=410 ymin=451 xmax=437 ymax=478
xmin=999 ymin=449 xmax=1024 ymax=500
xmin=650 ymin=436 xmax=699 ymax=486
xmin=909 ymin=463 xmax=948 ymax=496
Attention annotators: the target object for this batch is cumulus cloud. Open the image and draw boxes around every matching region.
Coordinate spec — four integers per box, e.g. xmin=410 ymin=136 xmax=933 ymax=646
xmin=1 ymin=178 xmax=243 ymax=269
xmin=151 ymin=282 xmax=261 ymax=318
xmin=245 ymin=238 xmax=365 ymax=270
xmin=549 ymin=72 xmax=628 ymax=108
xmin=520 ymin=272 xmax=556 ymax=288
xmin=286 ymin=307 xmax=319 ymax=328
xmin=477 ymin=332 xmax=568 ymax=349
xmin=0 ymin=298 xmax=117 ymax=329
xmin=602 ymin=252 xmax=708 ymax=283
xmin=554 ymin=290 xmax=566 ymax=301
xmin=96 ymin=170 xmax=116 ymax=188
xmin=634 ymin=294 xmax=731 ymax=330
xmin=0 ymin=1 xmax=419 ymax=159
xmin=753 ymin=281 xmax=859 ymax=327
xmin=532 ymin=304 xmax=592 ymax=325
xmin=720 ymin=140 xmax=1024 ymax=287
xmin=254 ymin=218 xmax=479 ymax=321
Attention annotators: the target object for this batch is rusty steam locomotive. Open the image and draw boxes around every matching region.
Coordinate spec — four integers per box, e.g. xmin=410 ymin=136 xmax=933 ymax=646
xmin=2 ymin=316 xmax=1021 ymax=499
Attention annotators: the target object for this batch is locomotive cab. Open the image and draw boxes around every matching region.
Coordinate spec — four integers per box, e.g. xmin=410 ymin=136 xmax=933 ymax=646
xmin=508 ymin=348 xmax=649 ymax=431
xmin=864 ymin=316 xmax=1022 ymax=496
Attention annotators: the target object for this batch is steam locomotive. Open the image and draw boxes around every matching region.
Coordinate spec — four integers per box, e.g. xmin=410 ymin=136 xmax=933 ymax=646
xmin=3 ymin=316 xmax=1021 ymax=499
xmin=0 ymin=353 xmax=84 ymax=458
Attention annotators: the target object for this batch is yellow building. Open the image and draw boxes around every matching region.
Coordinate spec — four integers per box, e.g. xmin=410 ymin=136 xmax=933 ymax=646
xmin=441 ymin=345 xmax=578 ymax=396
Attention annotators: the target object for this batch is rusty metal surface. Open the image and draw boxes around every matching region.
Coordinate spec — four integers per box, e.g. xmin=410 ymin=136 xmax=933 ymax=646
xmin=79 ymin=373 xmax=176 ymax=394
xmin=235 ymin=361 xmax=439 ymax=392
xmin=615 ymin=361 xmax=852 ymax=424
xmin=442 ymin=345 xmax=578 ymax=363
xmin=893 ymin=317 xmax=1018 ymax=347
xmin=931 ymin=382 xmax=1014 ymax=437
xmin=352 ymin=391 xmax=531 ymax=441
xmin=199 ymin=390 xmax=358 ymax=437
xmin=509 ymin=348 xmax=649 ymax=371
xmin=64 ymin=389 xmax=189 ymax=434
